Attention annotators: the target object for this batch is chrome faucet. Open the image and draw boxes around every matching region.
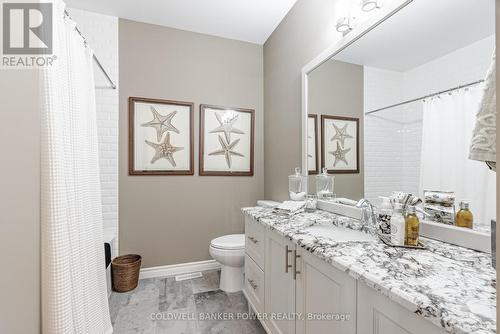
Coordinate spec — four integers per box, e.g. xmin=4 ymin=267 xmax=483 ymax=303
xmin=356 ymin=198 xmax=378 ymax=230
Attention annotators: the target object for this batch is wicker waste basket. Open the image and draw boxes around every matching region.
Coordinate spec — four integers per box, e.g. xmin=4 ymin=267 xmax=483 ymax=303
xmin=112 ymin=254 xmax=142 ymax=292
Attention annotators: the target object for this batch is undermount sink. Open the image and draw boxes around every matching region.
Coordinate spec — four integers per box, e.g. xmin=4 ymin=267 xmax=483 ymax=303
xmin=303 ymin=224 xmax=377 ymax=242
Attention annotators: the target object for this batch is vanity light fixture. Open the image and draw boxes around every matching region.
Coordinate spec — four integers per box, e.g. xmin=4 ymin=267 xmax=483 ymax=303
xmin=361 ymin=0 xmax=382 ymax=12
xmin=336 ymin=17 xmax=353 ymax=33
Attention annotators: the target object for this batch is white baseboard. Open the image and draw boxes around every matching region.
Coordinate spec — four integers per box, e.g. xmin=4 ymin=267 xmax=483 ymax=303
xmin=139 ymin=259 xmax=221 ymax=280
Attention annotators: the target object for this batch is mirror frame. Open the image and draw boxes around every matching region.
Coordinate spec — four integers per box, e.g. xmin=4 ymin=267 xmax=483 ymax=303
xmin=300 ymin=0 xmax=492 ymax=253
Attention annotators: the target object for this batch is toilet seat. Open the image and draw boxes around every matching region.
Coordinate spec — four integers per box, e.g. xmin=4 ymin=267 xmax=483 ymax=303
xmin=210 ymin=234 xmax=245 ymax=250
xmin=209 ymin=234 xmax=245 ymax=292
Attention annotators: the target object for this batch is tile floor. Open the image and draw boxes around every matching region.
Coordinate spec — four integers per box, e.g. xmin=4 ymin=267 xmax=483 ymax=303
xmin=109 ymin=270 xmax=267 ymax=334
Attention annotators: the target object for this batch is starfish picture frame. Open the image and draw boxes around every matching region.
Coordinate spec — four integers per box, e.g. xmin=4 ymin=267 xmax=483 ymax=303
xmin=200 ymin=104 xmax=255 ymax=176
xmin=129 ymin=97 xmax=194 ymax=175
xmin=321 ymin=115 xmax=359 ymax=174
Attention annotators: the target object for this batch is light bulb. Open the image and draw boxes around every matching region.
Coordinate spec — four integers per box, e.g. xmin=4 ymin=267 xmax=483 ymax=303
xmin=336 ymin=17 xmax=352 ymax=33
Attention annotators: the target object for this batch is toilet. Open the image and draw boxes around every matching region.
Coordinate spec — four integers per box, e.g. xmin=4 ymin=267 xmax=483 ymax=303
xmin=209 ymin=234 xmax=245 ymax=293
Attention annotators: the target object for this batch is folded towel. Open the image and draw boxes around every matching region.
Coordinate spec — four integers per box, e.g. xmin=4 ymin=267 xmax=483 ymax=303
xmin=335 ymin=198 xmax=359 ymax=206
xmin=423 ymin=190 xmax=455 ymax=207
xmin=273 ymin=201 xmax=306 ymax=216
xmin=469 ymin=49 xmax=496 ymax=170
xmin=424 ymin=204 xmax=456 ymax=225
xmin=257 ymin=200 xmax=280 ymax=208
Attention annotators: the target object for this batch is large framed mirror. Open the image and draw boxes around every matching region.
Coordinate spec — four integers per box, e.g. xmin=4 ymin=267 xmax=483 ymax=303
xmin=302 ymin=0 xmax=496 ymax=250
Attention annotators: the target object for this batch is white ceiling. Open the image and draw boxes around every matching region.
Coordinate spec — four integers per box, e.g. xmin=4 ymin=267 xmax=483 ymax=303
xmin=64 ymin=0 xmax=297 ymax=44
xmin=334 ymin=0 xmax=495 ymax=71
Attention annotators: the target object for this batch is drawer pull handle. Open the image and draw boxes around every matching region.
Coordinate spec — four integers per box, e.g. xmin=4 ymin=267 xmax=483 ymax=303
xmin=285 ymin=245 xmax=293 ymax=273
xmin=293 ymin=250 xmax=301 ymax=280
xmin=247 ymin=279 xmax=258 ymax=290
xmin=248 ymin=236 xmax=259 ymax=244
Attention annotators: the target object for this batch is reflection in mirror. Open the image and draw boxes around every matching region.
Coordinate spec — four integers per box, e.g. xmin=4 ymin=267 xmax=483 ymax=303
xmin=307 ymin=59 xmax=365 ymax=200
xmin=307 ymin=114 xmax=318 ymax=175
xmin=304 ymin=0 xmax=496 ymax=233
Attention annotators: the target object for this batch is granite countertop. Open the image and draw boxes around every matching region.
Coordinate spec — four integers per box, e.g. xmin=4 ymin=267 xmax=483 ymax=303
xmin=242 ymin=206 xmax=496 ymax=334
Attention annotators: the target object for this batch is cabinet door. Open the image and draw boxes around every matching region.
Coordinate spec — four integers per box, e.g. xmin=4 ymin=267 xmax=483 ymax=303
xmin=264 ymin=231 xmax=296 ymax=334
xmin=295 ymin=249 xmax=356 ymax=334
xmin=357 ymin=283 xmax=445 ymax=334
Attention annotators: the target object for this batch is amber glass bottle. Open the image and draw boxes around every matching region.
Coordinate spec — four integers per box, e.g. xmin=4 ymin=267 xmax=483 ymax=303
xmin=455 ymin=202 xmax=473 ymax=229
xmin=405 ymin=206 xmax=420 ymax=246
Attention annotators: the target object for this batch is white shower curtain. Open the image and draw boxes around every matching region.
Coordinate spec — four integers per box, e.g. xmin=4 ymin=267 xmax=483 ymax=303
xmin=419 ymin=85 xmax=496 ymax=227
xmin=41 ymin=1 xmax=112 ymax=333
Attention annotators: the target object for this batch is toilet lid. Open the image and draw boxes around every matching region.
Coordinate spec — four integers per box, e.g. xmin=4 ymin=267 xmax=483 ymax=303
xmin=211 ymin=234 xmax=245 ymax=250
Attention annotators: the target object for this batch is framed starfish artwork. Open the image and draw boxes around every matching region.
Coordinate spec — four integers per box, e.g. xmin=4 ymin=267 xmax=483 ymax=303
xmin=307 ymin=114 xmax=319 ymax=175
xmin=321 ymin=115 xmax=359 ymax=174
xmin=129 ymin=97 xmax=194 ymax=175
xmin=199 ymin=104 xmax=255 ymax=176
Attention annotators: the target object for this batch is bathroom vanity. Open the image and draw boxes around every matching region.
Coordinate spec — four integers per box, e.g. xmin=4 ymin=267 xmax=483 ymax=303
xmin=244 ymin=1 xmax=497 ymax=332
xmin=242 ymin=207 xmax=496 ymax=334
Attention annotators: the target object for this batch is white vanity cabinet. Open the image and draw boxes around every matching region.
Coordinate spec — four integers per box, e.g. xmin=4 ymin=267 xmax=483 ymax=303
xmin=244 ymin=216 xmax=357 ymax=334
xmin=244 ymin=217 xmax=266 ymax=316
xmin=244 ymin=216 xmax=446 ymax=334
xmin=295 ymin=249 xmax=356 ymax=334
xmin=264 ymin=230 xmax=297 ymax=334
xmin=356 ymin=283 xmax=445 ymax=334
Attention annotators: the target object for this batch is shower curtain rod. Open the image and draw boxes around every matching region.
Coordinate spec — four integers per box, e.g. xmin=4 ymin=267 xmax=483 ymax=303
xmin=64 ymin=10 xmax=117 ymax=90
xmin=365 ymin=79 xmax=484 ymax=115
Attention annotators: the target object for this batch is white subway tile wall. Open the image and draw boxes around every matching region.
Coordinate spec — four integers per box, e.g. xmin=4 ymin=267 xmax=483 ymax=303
xmin=68 ymin=8 xmax=119 ymax=254
xmin=364 ymin=35 xmax=494 ymax=205
xmin=364 ymin=111 xmax=405 ymax=204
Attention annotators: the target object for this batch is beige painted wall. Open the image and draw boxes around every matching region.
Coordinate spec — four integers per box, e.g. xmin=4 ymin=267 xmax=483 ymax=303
xmin=0 ymin=69 xmax=41 ymax=333
xmin=263 ymin=0 xmax=349 ymax=201
xmin=308 ymin=59 xmax=365 ymax=199
xmin=119 ymin=19 xmax=264 ymax=268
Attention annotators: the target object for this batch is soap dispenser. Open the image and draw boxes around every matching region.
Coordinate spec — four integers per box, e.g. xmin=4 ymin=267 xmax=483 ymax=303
xmin=455 ymin=201 xmax=473 ymax=229
xmin=316 ymin=167 xmax=335 ymax=199
xmin=390 ymin=203 xmax=405 ymax=246
xmin=289 ymin=167 xmax=306 ymax=201
xmin=405 ymin=206 xmax=420 ymax=246
xmin=378 ymin=196 xmax=392 ymax=235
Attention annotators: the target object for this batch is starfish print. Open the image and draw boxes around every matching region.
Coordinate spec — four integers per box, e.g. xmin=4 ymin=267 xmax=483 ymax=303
xmin=141 ymin=106 xmax=179 ymax=142
xmin=145 ymin=132 xmax=184 ymax=166
xmin=209 ymin=111 xmax=244 ymax=143
xmin=329 ymin=141 xmax=351 ymax=167
xmin=330 ymin=122 xmax=353 ymax=147
xmin=208 ymin=135 xmax=244 ymax=168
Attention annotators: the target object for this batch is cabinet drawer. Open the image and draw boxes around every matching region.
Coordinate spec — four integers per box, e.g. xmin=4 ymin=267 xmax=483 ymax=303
xmin=245 ymin=217 xmax=265 ymax=269
xmin=244 ymin=254 xmax=264 ymax=314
